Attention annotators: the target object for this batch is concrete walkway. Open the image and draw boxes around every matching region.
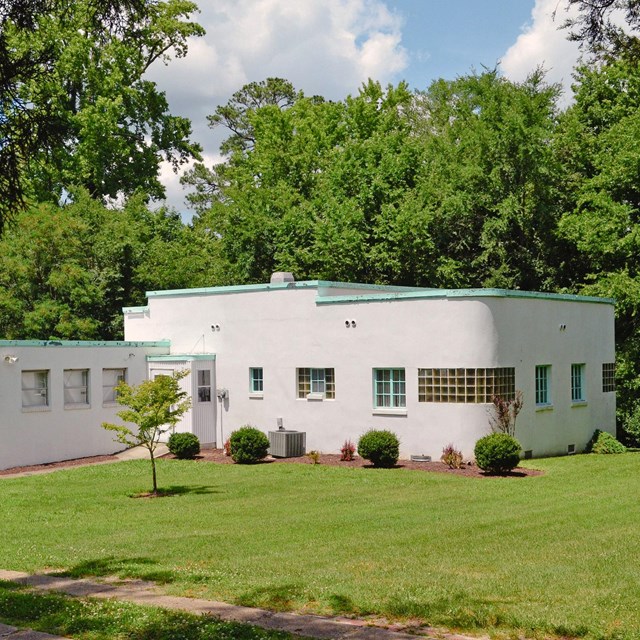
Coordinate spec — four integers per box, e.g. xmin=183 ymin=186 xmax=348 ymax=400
xmin=0 ymin=570 xmax=475 ymax=640
xmin=0 ymin=445 xmax=168 ymax=479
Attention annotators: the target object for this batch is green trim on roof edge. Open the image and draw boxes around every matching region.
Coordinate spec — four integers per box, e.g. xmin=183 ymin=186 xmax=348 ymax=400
xmin=315 ymin=289 xmax=615 ymax=305
xmin=145 ymin=280 xmax=420 ymax=298
xmin=0 ymin=339 xmax=171 ymax=348
xmin=147 ymin=354 xmax=216 ymax=362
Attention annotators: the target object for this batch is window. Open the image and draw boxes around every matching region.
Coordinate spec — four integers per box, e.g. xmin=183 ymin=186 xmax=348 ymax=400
xmin=103 ymin=368 xmax=126 ymax=404
xmin=535 ymin=365 xmax=551 ymax=406
xmin=250 ymin=367 xmax=263 ymax=393
xmin=418 ymin=367 xmax=515 ymax=403
xmin=64 ymin=369 xmax=89 ymax=406
xmin=373 ymin=368 xmax=406 ymax=408
xmin=22 ymin=370 xmax=49 ymax=408
xmin=197 ymin=369 xmax=211 ymax=402
xmin=297 ymin=368 xmax=335 ymax=399
xmin=602 ymin=362 xmax=616 ymax=393
xmin=571 ymin=364 xmax=586 ymax=403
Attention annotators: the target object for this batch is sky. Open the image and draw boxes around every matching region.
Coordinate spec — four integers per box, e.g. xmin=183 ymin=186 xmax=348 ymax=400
xmin=148 ymin=0 xmax=584 ymax=213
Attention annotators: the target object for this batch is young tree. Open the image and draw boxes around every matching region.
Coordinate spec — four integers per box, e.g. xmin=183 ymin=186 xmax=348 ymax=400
xmin=102 ymin=370 xmax=191 ymax=495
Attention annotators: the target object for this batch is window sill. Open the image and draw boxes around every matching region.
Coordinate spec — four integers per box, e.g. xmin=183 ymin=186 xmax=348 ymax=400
xmin=64 ymin=404 xmax=91 ymax=411
xmin=306 ymin=392 xmax=325 ymax=401
xmin=372 ymin=408 xmax=407 ymax=416
xmin=535 ymin=404 xmax=554 ymax=412
xmin=249 ymin=392 xmax=264 ymax=399
xmin=22 ymin=406 xmax=51 ymax=413
xmin=571 ymin=400 xmax=588 ymax=407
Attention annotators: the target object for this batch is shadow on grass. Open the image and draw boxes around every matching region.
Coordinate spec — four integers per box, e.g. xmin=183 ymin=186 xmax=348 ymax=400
xmin=0 ymin=583 xmax=291 ymax=640
xmin=129 ymin=484 xmax=222 ymax=498
xmin=236 ymin=583 xmax=306 ymax=611
xmin=57 ymin=556 xmax=177 ymax=584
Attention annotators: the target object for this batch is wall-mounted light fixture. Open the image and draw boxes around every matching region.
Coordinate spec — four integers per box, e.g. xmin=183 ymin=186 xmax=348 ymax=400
xmin=211 ymin=324 xmax=221 ymax=332
xmin=3 ymin=355 xmax=18 ymax=364
xmin=345 ymin=319 xmax=357 ymax=328
xmin=559 ymin=324 xmax=567 ymax=331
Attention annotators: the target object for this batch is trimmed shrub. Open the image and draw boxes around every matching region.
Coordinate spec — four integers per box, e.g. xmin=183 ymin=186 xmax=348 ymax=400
xmin=229 ymin=426 xmax=270 ymax=464
xmin=588 ymin=429 xmax=627 ymax=454
xmin=167 ymin=432 xmax=200 ymax=459
xmin=357 ymin=430 xmax=399 ymax=468
xmin=474 ymin=433 xmax=521 ymax=474
xmin=441 ymin=443 xmax=464 ymax=469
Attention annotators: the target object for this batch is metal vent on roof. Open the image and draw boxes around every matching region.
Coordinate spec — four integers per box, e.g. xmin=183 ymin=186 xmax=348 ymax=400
xmin=268 ymin=430 xmax=306 ymax=457
xmin=270 ymin=272 xmax=295 ymax=284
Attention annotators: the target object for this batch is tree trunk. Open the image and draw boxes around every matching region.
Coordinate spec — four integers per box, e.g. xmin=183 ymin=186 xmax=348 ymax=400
xmin=150 ymin=449 xmax=158 ymax=494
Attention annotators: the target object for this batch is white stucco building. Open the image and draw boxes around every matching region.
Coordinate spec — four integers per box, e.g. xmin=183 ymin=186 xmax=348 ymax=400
xmin=0 ymin=275 xmax=616 ymax=470
xmin=120 ymin=274 xmax=616 ymax=461
xmin=0 ymin=340 xmax=170 ymax=470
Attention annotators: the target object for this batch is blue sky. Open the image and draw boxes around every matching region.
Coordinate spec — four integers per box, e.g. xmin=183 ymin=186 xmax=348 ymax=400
xmin=386 ymin=0 xmax=535 ymax=89
xmin=149 ymin=0 xmax=580 ymax=211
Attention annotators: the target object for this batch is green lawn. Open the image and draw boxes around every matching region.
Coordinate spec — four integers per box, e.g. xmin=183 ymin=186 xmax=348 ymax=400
xmin=1 ymin=455 xmax=639 ymax=639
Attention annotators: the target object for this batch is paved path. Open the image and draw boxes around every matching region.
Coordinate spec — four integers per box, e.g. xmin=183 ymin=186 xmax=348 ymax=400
xmin=0 ymin=445 xmax=168 ymax=479
xmin=0 ymin=570 xmax=479 ymax=640
xmin=0 ymin=621 xmax=66 ymax=639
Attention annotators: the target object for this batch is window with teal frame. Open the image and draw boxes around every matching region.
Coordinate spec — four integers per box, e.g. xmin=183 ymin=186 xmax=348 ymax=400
xmin=571 ymin=364 xmax=586 ymax=403
xmin=373 ymin=368 xmax=406 ymax=408
xmin=535 ymin=365 xmax=551 ymax=406
xmin=250 ymin=367 xmax=263 ymax=393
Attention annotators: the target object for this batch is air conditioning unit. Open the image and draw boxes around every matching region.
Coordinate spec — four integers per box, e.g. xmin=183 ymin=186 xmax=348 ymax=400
xmin=268 ymin=430 xmax=306 ymax=458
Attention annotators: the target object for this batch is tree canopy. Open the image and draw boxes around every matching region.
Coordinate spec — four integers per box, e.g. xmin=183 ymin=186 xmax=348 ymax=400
xmin=0 ymin=0 xmax=203 ymax=229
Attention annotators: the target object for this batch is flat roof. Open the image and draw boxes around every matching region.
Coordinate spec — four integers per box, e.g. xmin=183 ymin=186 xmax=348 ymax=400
xmin=139 ymin=281 xmax=614 ymax=306
xmin=0 ymin=340 xmax=171 ymax=348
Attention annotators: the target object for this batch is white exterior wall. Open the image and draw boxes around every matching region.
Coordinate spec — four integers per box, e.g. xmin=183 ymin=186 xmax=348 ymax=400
xmin=124 ymin=283 xmax=616 ymax=459
xmin=0 ymin=342 xmax=169 ymax=470
xmin=488 ymin=297 xmax=616 ymax=457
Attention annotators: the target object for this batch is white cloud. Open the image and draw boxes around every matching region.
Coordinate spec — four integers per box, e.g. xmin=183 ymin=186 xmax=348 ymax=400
xmin=501 ymin=0 xmax=581 ymax=104
xmin=148 ymin=0 xmax=407 ymax=212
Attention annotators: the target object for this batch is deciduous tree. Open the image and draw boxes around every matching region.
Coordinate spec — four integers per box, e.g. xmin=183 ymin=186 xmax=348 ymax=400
xmin=103 ymin=370 xmax=191 ymax=495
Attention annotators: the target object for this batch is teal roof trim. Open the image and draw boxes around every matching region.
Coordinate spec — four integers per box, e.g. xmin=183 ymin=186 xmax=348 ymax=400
xmin=316 ymin=288 xmax=615 ymax=306
xmin=145 ymin=280 xmax=421 ymax=299
xmin=0 ymin=339 xmax=171 ymax=348
xmin=147 ymin=354 xmax=216 ymax=362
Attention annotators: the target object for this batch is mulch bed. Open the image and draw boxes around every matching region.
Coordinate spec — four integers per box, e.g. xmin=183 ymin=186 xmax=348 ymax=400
xmin=177 ymin=449 xmax=544 ymax=478
xmin=0 ymin=450 xmax=543 ymax=479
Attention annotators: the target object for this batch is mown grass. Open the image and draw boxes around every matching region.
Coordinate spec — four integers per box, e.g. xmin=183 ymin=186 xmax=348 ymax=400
xmin=1 ymin=454 xmax=639 ymax=639
xmin=0 ymin=580 xmax=294 ymax=639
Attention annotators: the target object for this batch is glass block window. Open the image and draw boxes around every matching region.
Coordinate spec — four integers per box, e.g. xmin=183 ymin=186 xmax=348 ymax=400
xmin=602 ymin=363 xmax=616 ymax=393
xmin=297 ymin=368 xmax=335 ymax=399
xmin=22 ymin=370 xmax=49 ymax=408
xmin=197 ymin=369 xmax=212 ymax=402
xmin=535 ymin=365 xmax=551 ymax=406
xmin=250 ymin=367 xmax=263 ymax=393
xmin=64 ymin=369 xmax=89 ymax=406
xmin=418 ymin=367 xmax=515 ymax=403
xmin=373 ymin=369 xmax=406 ymax=408
xmin=571 ymin=364 xmax=586 ymax=402
xmin=103 ymin=368 xmax=126 ymax=404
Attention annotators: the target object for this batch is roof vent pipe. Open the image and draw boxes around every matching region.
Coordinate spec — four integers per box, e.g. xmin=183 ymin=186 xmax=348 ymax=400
xmin=270 ymin=272 xmax=295 ymax=284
